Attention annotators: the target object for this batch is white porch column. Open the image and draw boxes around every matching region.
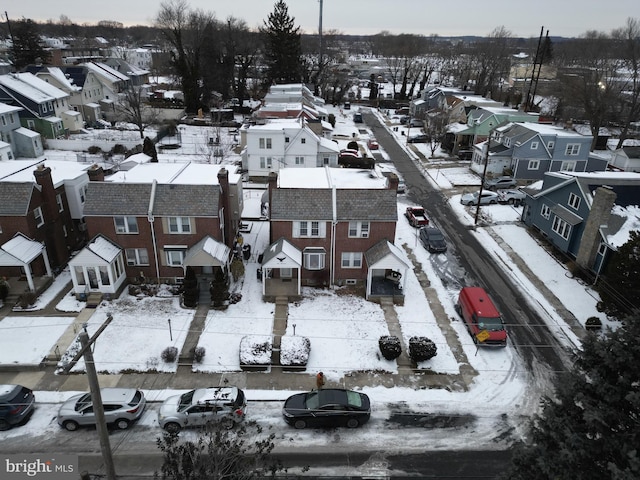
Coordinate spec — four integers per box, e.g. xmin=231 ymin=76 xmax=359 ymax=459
xmin=42 ymin=248 xmax=52 ymax=276
xmin=23 ymin=263 xmax=36 ymax=292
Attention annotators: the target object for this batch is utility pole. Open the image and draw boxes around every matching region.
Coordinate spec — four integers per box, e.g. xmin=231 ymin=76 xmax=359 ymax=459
xmin=80 ymin=330 xmax=117 ymax=480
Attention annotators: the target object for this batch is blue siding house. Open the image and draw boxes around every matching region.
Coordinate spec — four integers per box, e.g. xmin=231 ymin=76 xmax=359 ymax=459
xmin=522 ymin=171 xmax=640 ymax=274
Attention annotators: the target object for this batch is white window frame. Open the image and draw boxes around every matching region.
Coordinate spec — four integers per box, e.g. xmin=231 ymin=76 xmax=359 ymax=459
xmin=561 ymin=161 xmax=577 ymax=172
xmin=565 ymin=144 xmax=580 ymax=156
xmin=259 ymin=137 xmax=272 ymax=149
xmin=165 ymin=249 xmax=186 ymax=266
xmin=568 ymin=192 xmax=581 ymax=210
xmin=114 ymin=216 xmax=139 ymax=234
xmin=294 ymin=221 xmax=325 ymax=238
xmin=341 ymin=252 xmax=363 ymax=268
xmin=168 ymin=216 xmax=191 ymax=233
xmin=348 ymin=221 xmax=370 ymax=238
xmin=56 ymin=193 xmax=64 ymax=212
xmin=530 ymin=141 xmax=539 ymax=150
xmin=548 ymin=141 xmax=555 ymax=149
xmin=125 ymin=248 xmax=149 ymax=266
xmin=303 ymin=248 xmax=326 ymax=270
xmin=260 ymin=157 xmax=272 ymax=169
xmin=34 ymin=207 xmax=44 ymax=227
xmin=527 ymin=159 xmax=540 ymax=170
xmin=295 ymin=156 xmax=304 ymax=165
xmin=552 ymin=216 xmax=571 ymax=240
xmin=541 ymin=204 xmax=551 ymax=219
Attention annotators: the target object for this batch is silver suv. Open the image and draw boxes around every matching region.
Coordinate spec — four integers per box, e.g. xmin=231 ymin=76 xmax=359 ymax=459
xmin=158 ymin=387 xmax=246 ymax=433
xmin=57 ymin=388 xmax=146 ymax=431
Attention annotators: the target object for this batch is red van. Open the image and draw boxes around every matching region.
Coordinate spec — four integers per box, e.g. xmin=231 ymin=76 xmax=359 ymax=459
xmin=456 ymin=287 xmax=507 ymax=347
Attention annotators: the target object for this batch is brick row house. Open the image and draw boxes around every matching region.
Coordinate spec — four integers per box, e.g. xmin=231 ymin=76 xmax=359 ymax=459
xmin=263 ymin=167 xmax=410 ymax=303
xmin=70 ymin=163 xmax=243 ymax=297
xmin=0 ymin=161 xmax=88 ymax=292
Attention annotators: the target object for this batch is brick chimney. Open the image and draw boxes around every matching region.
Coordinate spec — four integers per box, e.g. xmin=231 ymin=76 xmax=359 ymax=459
xmin=87 ymin=164 xmax=104 ymax=181
xmin=33 ymin=164 xmax=67 ymax=268
xmin=387 ymin=172 xmax=399 ymax=192
xmin=576 ymin=186 xmax=617 ymax=270
xmin=217 ymin=168 xmax=233 ymax=248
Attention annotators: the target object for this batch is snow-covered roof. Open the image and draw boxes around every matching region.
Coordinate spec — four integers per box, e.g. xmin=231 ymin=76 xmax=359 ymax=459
xmin=11 ymin=72 xmax=68 ymax=100
xmin=105 ymin=162 xmax=241 ymax=185
xmin=606 ymin=205 xmax=640 ymax=248
xmin=0 ymin=73 xmax=58 ymax=103
xmin=0 ymin=160 xmax=88 ymax=187
xmin=277 ymin=167 xmax=388 ymax=189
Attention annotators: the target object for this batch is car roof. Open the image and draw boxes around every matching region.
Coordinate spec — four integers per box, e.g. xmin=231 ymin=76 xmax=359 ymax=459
xmin=193 ymin=387 xmax=239 ymax=404
xmin=0 ymin=384 xmax=21 ymax=400
xmin=99 ymin=388 xmax=140 ymax=403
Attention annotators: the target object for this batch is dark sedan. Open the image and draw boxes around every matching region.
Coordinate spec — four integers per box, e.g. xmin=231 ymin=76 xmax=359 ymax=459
xmin=282 ymin=389 xmax=371 ymax=429
xmin=419 ymin=227 xmax=447 ymax=253
xmin=407 ymin=134 xmax=429 ymax=143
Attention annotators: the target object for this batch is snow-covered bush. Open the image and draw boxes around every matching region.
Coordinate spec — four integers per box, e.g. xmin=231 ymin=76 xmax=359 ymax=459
xmin=239 ymin=335 xmax=272 ymax=370
xmin=161 ymin=346 xmax=179 ymax=363
xmin=192 ymin=346 xmax=206 ymax=363
xmin=408 ymin=336 xmax=437 ymax=362
xmin=280 ymin=336 xmax=310 ymax=367
xmin=586 ymin=316 xmax=602 ymax=331
xmin=379 ymin=335 xmax=402 ymax=360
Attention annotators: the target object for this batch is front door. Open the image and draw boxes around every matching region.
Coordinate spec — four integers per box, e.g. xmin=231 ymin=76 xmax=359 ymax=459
xmin=281 ymin=268 xmax=292 ymax=279
xmin=87 ymin=267 xmax=99 ymax=289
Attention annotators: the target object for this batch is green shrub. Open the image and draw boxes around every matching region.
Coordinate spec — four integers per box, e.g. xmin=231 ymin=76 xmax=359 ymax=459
xmin=408 ymin=336 xmax=437 ymax=362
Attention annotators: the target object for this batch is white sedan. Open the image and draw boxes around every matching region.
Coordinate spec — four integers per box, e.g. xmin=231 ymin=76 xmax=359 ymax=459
xmin=460 ymin=190 xmax=499 ymax=206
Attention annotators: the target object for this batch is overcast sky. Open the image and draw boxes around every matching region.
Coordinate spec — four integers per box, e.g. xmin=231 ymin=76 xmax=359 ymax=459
xmin=6 ymin=0 xmax=638 ymax=38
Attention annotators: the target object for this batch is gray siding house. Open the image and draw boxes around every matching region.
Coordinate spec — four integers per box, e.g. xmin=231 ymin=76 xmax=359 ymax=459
xmin=522 ymin=171 xmax=640 ymax=274
xmin=471 ymin=122 xmax=607 ymax=181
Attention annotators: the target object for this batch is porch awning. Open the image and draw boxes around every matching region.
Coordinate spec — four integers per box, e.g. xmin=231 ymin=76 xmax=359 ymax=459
xmin=262 ymin=238 xmax=301 ymax=269
xmin=365 ymin=240 xmax=411 ymax=270
xmin=0 ymin=234 xmax=44 ymax=265
xmin=69 ymin=235 xmax=122 ymax=267
xmin=183 ymin=235 xmax=231 ymax=268
xmin=551 ymin=205 xmax=583 ymax=226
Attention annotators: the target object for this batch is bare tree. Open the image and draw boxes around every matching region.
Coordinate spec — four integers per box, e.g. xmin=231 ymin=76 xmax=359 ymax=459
xmin=612 ymin=17 xmax=640 ymax=149
xmin=117 ymin=84 xmax=159 ymax=139
xmin=469 ymin=26 xmax=513 ymax=98
xmin=155 ymin=0 xmax=217 ymax=114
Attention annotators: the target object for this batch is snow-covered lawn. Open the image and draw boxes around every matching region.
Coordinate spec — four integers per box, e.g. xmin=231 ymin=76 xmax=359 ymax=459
xmin=0 ymin=316 xmax=75 ymax=365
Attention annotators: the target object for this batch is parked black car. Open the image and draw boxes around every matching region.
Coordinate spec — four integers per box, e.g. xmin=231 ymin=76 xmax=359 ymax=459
xmin=419 ymin=227 xmax=447 ymax=253
xmin=0 ymin=384 xmax=35 ymax=431
xmin=407 ymin=134 xmax=429 ymax=143
xmin=282 ymin=388 xmax=371 ymax=429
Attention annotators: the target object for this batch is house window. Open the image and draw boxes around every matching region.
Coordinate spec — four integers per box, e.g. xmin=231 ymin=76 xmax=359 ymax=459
xmin=295 ymin=156 xmax=304 ymax=165
xmin=341 ymin=252 xmax=363 ymax=268
xmin=565 ymin=144 xmax=580 ymax=155
xmin=541 ymin=204 xmax=551 ymax=219
xmin=114 ymin=216 xmax=139 ymax=234
xmin=548 ymin=141 xmax=555 ymax=149
xmin=47 ymin=101 xmax=53 ymax=111
xmin=294 ymin=221 xmax=325 ymax=238
xmin=561 ymin=161 xmax=577 ymax=172
xmin=259 ymin=137 xmax=272 ymax=149
xmin=301 ymin=138 xmax=306 ymax=144
xmin=99 ymin=266 xmax=110 ymax=285
xmin=74 ymin=266 xmax=86 ymax=285
xmin=285 ymin=136 xmax=290 ymax=143
xmin=56 ymin=193 xmax=64 ymax=212
xmin=323 ymin=156 xmax=330 ymax=165
xmin=348 ymin=221 xmax=370 ymax=238
xmin=42 ymin=103 xmax=48 ymax=113
xmin=125 ymin=248 xmax=149 ymax=266
xmin=303 ymin=247 xmax=326 ymax=270
xmin=504 ymin=138 xmax=511 ymax=147
xmin=168 ymin=216 xmax=191 ymax=233
xmin=530 ymin=141 xmax=539 ymax=150
xmin=598 ymin=243 xmax=607 ymax=256
xmin=552 ymin=216 xmax=571 ymax=240
xmin=79 ymin=185 xmax=87 ymax=203
xmin=34 ymin=207 xmax=44 ymax=227
xmin=1 ymin=115 xmax=5 ymax=126
xmin=528 ymin=159 xmax=540 ymax=170
xmin=165 ymin=248 xmax=186 ymax=266
xmin=260 ymin=157 xmax=272 ymax=169
xmin=568 ymin=192 xmax=581 ymax=210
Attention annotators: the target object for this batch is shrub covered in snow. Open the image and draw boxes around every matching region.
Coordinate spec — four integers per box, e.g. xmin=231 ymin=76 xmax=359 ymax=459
xmin=378 ymin=335 xmax=402 ymax=360
xmin=239 ymin=335 xmax=272 ymax=367
xmin=192 ymin=346 xmax=206 ymax=363
xmin=586 ymin=316 xmax=602 ymax=331
xmin=161 ymin=346 xmax=179 ymax=363
xmin=408 ymin=336 xmax=437 ymax=362
xmin=280 ymin=336 xmax=310 ymax=366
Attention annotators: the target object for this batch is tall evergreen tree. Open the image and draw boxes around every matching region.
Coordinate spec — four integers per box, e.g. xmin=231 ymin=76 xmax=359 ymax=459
xmin=597 ymin=230 xmax=640 ymax=318
xmin=10 ymin=18 xmax=51 ymax=70
xmin=261 ymin=0 xmax=302 ymax=86
xmin=506 ymin=316 xmax=640 ymax=479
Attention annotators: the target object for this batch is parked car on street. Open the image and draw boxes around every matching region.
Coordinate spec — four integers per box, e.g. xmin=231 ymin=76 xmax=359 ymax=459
xmin=405 ymin=206 xmax=429 ymax=227
xmin=456 ymin=287 xmax=507 ymax=347
xmin=408 ymin=119 xmax=424 ymax=128
xmin=0 ymin=384 xmax=35 ymax=431
xmin=419 ymin=227 xmax=447 ymax=253
xmin=282 ymin=388 xmax=371 ymax=429
xmin=497 ymin=189 xmax=526 ymax=205
xmin=57 ymin=388 xmax=146 ymax=431
xmin=484 ymin=176 xmax=517 ymax=191
xmin=367 ymin=138 xmax=379 ymax=150
xmin=460 ymin=190 xmax=499 ymax=206
xmin=407 ymin=134 xmax=429 ymax=143
xmin=158 ymin=387 xmax=246 ymax=433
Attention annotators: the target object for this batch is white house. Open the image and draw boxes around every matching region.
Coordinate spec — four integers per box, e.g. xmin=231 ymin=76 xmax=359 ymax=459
xmin=242 ymin=119 xmax=340 ymax=179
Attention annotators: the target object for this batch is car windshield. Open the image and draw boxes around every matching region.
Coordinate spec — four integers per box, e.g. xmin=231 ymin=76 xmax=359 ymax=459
xmin=305 ymin=391 xmax=321 ymax=410
xmin=178 ymin=390 xmax=196 ymax=412
xmin=345 ymin=391 xmax=363 ymax=408
xmin=478 ymin=316 xmax=504 ymax=331
xmin=75 ymin=393 xmax=92 ymax=412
